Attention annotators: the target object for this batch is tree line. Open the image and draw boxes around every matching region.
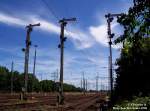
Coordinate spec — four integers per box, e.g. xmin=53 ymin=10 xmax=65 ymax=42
xmin=0 ymin=66 xmax=82 ymax=92
xmin=114 ymin=0 xmax=150 ymax=103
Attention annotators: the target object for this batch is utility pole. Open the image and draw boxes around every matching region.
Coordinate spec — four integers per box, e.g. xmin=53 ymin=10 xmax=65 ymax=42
xmin=105 ymin=13 xmax=123 ymax=106
xmin=88 ymin=81 xmax=90 ymax=91
xmin=85 ymin=79 xmax=88 ymax=91
xmin=58 ymin=18 xmax=76 ymax=104
xmin=56 ymin=69 xmax=59 ymax=92
xmin=96 ymin=75 xmax=98 ymax=92
xmin=56 ymin=69 xmax=59 ymax=82
xmin=51 ymin=72 xmax=56 ymax=82
xmin=52 ymin=69 xmax=59 ymax=82
xmin=51 ymin=72 xmax=56 ymax=92
xmin=82 ymin=72 xmax=86 ymax=93
xmin=32 ymin=45 xmax=38 ymax=92
xmin=11 ymin=61 xmax=14 ymax=94
xmin=81 ymin=79 xmax=82 ymax=89
xmin=100 ymin=77 xmax=102 ymax=93
xmin=51 ymin=70 xmax=58 ymax=92
xmin=22 ymin=23 xmax=40 ymax=93
xmin=33 ymin=45 xmax=38 ymax=77
xmin=40 ymin=73 xmax=43 ymax=93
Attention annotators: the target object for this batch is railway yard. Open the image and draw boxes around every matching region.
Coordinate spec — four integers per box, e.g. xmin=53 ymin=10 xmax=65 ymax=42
xmin=0 ymin=92 xmax=107 ymax=111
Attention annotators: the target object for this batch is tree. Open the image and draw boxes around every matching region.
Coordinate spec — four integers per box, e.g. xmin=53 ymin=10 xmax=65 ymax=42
xmin=114 ymin=0 xmax=150 ymax=101
xmin=0 ymin=66 xmax=10 ymax=91
xmin=115 ymin=0 xmax=150 ymax=45
xmin=0 ymin=65 xmax=81 ymax=92
xmin=13 ymin=71 xmax=23 ymax=92
xmin=40 ymin=80 xmax=53 ymax=92
xmin=27 ymin=73 xmax=39 ymax=92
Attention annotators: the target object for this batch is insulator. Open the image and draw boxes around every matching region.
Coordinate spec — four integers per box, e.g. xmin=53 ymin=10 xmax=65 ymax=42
xmin=109 ymin=17 xmax=114 ymax=22
xmin=108 ymin=31 xmax=111 ymax=35
xmin=28 ymin=41 xmax=32 ymax=46
xmin=109 ymin=41 xmax=112 ymax=45
xmin=22 ymin=48 xmax=25 ymax=52
xmin=58 ymin=44 xmax=61 ymax=48
xmin=110 ymin=33 xmax=115 ymax=38
xmin=63 ymin=37 xmax=67 ymax=42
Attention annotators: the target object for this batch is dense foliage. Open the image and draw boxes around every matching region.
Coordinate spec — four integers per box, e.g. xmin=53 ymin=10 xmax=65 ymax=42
xmin=0 ymin=66 xmax=81 ymax=92
xmin=114 ymin=0 xmax=150 ymax=101
xmin=114 ymin=97 xmax=150 ymax=111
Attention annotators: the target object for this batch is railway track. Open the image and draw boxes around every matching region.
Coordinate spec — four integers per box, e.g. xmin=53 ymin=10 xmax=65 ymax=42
xmin=0 ymin=99 xmax=57 ymax=110
xmin=0 ymin=94 xmax=57 ymax=110
xmin=64 ymin=94 xmax=101 ymax=111
xmin=0 ymin=93 xmax=106 ymax=111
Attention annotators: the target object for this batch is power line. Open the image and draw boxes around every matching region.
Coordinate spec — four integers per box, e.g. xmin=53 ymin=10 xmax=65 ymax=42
xmin=41 ymin=0 xmax=59 ymax=21
xmin=64 ymin=28 xmax=106 ymax=71
xmin=64 ymin=21 xmax=101 ymax=68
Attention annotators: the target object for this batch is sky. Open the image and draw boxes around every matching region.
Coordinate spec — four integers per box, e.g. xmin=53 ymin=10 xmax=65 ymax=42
xmin=0 ymin=0 xmax=133 ymax=90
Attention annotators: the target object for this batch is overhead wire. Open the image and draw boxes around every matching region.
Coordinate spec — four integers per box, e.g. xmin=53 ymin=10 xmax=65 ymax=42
xmin=40 ymin=0 xmax=109 ymax=86
xmin=65 ymin=27 xmax=106 ymax=74
xmin=40 ymin=0 xmax=59 ymax=21
xmin=40 ymin=0 xmax=93 ymax=64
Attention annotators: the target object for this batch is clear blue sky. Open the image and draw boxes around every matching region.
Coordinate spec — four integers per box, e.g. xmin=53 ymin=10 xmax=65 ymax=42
xmin=0 ymin=0 xmax=133 ymax=90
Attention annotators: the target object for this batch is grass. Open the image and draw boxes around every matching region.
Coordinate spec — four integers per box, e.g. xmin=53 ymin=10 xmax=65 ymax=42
xmin=113 ymin=96 xmax=150 ymax=111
